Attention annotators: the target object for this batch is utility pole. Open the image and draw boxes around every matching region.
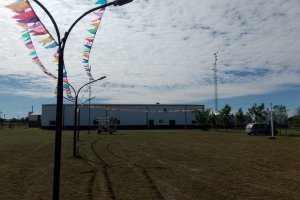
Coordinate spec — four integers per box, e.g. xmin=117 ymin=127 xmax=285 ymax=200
xmin=213 ymin=51 xmax=219 ymax=114
xmin=270 ymin=103 xmax=275 ymax=139
xmin=88 ymin=84 xmax=91 ymax=133
xmin=88 ymin=64 xmax=92 ymax=134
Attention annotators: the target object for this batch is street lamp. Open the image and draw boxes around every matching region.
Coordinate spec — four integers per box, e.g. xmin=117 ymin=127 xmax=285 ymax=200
xmin=31 ymin=1 xmax=133 ymax=199
xmin=63 ymin=89 xmax=95 ymax=139
xmin=68 ymin=76 xmax=106 ymax=158
xmin=77 ymin=96 xmax=96 ymax=140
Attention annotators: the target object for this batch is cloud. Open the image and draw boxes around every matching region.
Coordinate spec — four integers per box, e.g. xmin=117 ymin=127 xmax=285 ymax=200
xmin=0 ymin=0 xmax=299 ymax=105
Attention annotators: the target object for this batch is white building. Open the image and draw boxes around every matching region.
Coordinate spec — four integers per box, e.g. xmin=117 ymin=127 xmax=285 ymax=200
xmin=41 ymin=104 xmax=204 ymax=129
xmin=28 ymin=112 xmax=41 ymax=127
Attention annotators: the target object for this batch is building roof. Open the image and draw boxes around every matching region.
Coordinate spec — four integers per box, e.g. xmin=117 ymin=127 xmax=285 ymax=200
xmin=43 ymin=103 xmax=204 ymax=107
xmin=29 ymin=112 xmax=41 ymax=116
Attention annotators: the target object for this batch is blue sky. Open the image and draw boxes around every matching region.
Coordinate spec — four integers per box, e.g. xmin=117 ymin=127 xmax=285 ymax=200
xmin=0 ymin=0 xmax=300 ymax=118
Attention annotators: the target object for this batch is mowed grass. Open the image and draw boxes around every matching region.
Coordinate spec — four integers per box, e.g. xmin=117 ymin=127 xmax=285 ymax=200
xmin=0 ymin=128 xmax=300 ymax=200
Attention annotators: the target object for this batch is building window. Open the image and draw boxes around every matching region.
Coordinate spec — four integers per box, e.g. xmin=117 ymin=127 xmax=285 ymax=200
xmin=159 ymin=120 xmax=164 ymax=124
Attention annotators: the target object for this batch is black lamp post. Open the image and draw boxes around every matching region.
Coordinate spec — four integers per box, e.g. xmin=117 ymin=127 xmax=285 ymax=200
xmin=31 ymin=0 xmax=133 ymax=199
xmin=77 ymin=96 xmax=96 ymax=139
xmin=63 ymin=91 xmax=95 ymax=140
xmin=68 ymin=76 xmax=106 ymax=158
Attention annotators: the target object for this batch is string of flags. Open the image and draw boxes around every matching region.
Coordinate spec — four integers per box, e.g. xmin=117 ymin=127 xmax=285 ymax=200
xmin=6 ymin=0 xmax=74 ymax=100
xmin=80 ymin=105 xmax=198 ymax=113
xmin=6 ymin=0 xmax=108 ymax=100
xmin=82 ymin=0 xmax=107 ymax=81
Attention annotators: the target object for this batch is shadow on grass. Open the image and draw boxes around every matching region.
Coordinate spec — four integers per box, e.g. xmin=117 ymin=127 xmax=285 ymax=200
xmin=280 ymin=134 xmax=300 ymax=137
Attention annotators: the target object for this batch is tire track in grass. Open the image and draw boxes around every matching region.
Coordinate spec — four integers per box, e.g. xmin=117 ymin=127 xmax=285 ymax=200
xmin=90 ymin=139 xmax=116 ymax=200
xmin=106 ymin=143 xmax=165 ymax=200
xmin=77 ymin=143 xmax=97 ymax=200
xmin=77 ymin=138 xmax=115 ymax=200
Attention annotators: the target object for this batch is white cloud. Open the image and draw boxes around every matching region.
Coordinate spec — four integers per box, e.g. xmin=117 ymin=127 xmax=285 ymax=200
xmin=0 ymin=0 xmax=299 ymax=105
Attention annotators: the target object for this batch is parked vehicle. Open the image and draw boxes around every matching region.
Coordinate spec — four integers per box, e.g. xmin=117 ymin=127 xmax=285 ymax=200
xmin=96 ymin=117 xmax=118 ymax=134
xmin=245 ymin=123 xmax=277 ymax=135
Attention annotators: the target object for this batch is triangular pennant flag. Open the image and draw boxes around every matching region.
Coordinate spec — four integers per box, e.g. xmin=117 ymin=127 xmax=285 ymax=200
xmin=32 ymin=30 xmax=48 ymax=35
xmin=88 ymin=29 xmax=97 ymax=35
xmin=22 ymin=32 xmax=30 ymax=39
xmin=25 ymin=40 xmax=32 ymax=45
xmin=24 ymin=37 xmax=31 ymax=42
xmin=28 ymin=22 xmax=42 ymax=30
xmin=18 ymin=16 xmax=39 ymax=24
xmin=13 ymin=10 xmax=36 ymax=20
xmin=91 ymin=22 xmax=100 ymax=29
xmin=96 ymin=0 xmax=107 ymax=4
xmin=5 ymin=1 xmax=30 ymax=12
xmin=91 ymin=18 xmax=101 ymax=23
xmin=17 ymin=23 xmax=28 ymax=28
xmin=26 ymin=44 xmax=34 ymax=49
xmin=63 ymin=72 xmax=68 ymax=77
xmin=94 ymin=12 xmax=104 ymax=18
xmin=85 ymin=37 xmax=95 ymax=43
xmin=30 ymin=26 xmax=47 ymax=34
xmin=40 ymin=36 xmax=54 ymax=45
xmin=30 ymin=51 xmax=37 ymax=56
xmin=45 ymin=42 xmax=58 ymax=49
xmin=83 ymin=53 xmax=90 ymax=58
xmin=84 ymin=44 xmax=92 ymax=49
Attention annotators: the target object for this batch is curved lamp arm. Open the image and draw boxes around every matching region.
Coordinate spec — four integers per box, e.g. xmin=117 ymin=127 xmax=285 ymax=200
xmin=67 ymin=84 xmax=76 ymax=96
xmin=81 ymin=96 xmax=96 ymax=106
xmin=78 ymin=76 xmax=106 ymax=95
xmin=61 ymin=2 xmax=113 ymax=53
xmin=63 ymin=96 xmax=74 ymax=102
xmin=61 ymin=0 xmax=133 ymax=53
xmin=32 ymin=0 xmax=61 ymax=48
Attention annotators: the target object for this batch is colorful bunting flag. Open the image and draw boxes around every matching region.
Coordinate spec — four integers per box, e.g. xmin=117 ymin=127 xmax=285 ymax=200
xmin=96 ymin=0 xmax=106 ymax=5
xmin=40 ymin=36 xmax=54 ymax=45
xmin=5 ymin=1 xmax=30 ymax=12
xmin=45 ymin=42 xmax=58 ymax=49
xmin=6 ymin=0 xmax=74 ymax=100
xmin=81 ymin=0 xmax=107 ymax=81
xmin=12 ymin=10 xmax=36 ymax=20
xmin=18 ymin=16 xmax=39 ymax=24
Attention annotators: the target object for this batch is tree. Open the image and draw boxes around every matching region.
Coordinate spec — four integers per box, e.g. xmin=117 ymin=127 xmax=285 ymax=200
xmin=218 ymin=104 xmax=233 ymax=130
xmin=209 ymin=111 xmax=219 ymax=129
xmin=247 ymin=103 xmax=267 ymax=122
xmin=193 ymin=108 xmax=211 ymax=130
xmin=273 ymin=105 xmax=289 ymax=129
xmin=289 ymin=106 xmax=300 ymax=128
xmin=295 ymin=106 xmax=300 ymax=116
xmin=235 ymin=108 xmax=245 ymax=128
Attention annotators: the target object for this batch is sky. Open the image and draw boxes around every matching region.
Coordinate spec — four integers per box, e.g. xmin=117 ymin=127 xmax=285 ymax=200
xmin=0 ymin=0 xmax=300 ymax=118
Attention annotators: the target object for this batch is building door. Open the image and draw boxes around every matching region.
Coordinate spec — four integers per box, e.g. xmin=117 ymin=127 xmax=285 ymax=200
xmin=169 ymin=120 xmax=176 ymax=128
xmin=149 ymin=120 xmax=154 ymax=128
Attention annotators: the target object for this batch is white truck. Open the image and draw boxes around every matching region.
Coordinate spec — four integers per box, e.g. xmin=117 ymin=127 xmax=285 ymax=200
xmin=96 ymin=117 xmax=118 ymax=134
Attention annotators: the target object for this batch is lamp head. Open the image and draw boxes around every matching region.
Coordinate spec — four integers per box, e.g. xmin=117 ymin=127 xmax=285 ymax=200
xmin=113 ymin=0 xmax=133 ymax=6
xmin=98 ymin=76 xmax=107 ymax=81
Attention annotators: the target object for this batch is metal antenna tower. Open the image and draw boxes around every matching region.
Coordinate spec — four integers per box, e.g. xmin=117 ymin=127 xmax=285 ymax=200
xmin=213 ymin=51 xmax=219 ymax=113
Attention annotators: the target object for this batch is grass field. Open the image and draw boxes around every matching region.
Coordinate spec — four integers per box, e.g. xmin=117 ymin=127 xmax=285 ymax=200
xmin=0 ymin=128 xmax=300 ymax=200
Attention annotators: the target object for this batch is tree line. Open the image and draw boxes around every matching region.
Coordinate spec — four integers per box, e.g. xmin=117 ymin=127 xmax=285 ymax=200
xmin=193 ymin=103 xmax=300 ymax=130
